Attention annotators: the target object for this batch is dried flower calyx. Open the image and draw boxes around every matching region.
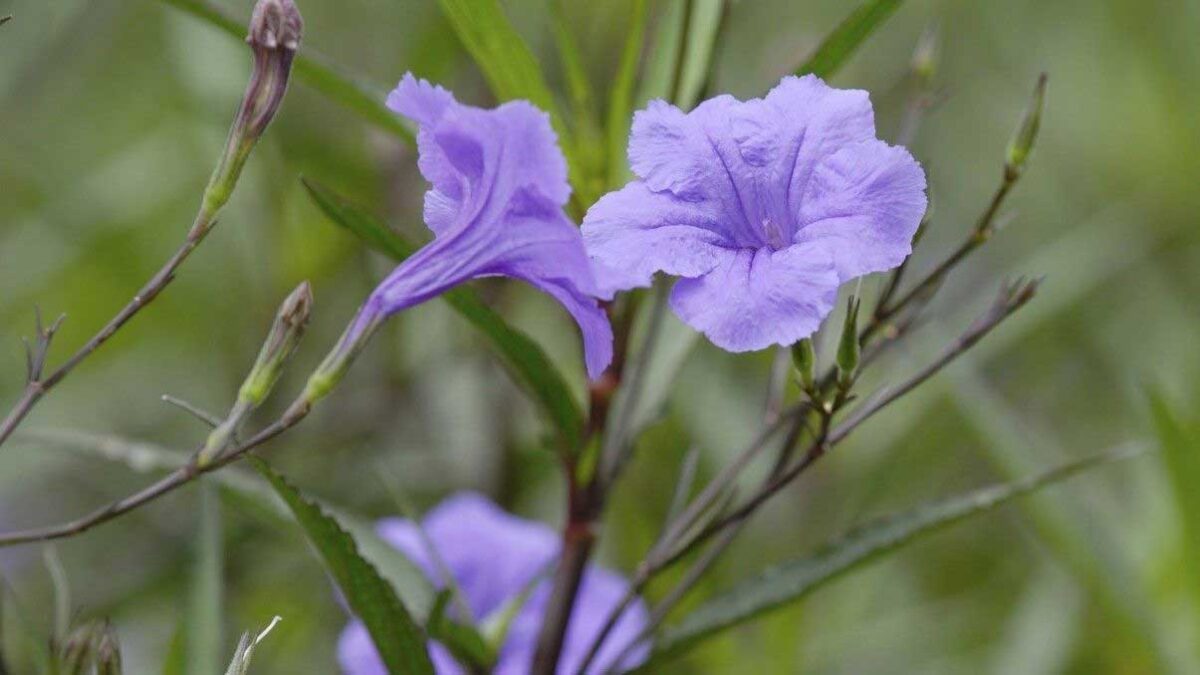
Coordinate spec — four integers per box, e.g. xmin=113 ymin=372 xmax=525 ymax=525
xmin=248 ymin=0 xmax=303 ymax=51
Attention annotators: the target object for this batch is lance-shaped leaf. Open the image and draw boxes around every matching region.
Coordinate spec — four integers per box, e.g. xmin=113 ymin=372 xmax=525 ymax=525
xmin=303 ymin=179 xmax=585 ymax=450
xmin=433 ymin=0 xmax=585 ymax=196
xmin=157 ymin=0 xmax=413 ymax=145
xmin=253 ymin=458 xmax=435 ymax=675
xmin=605 ymin=0 xmax=649 ymax=187
xmin=796 ymin=0 xmax=907 ymax=79
xmin=186 ymin=481 xmax=224 ymax=675
xmin=637 ymin=446 xmax=1145 ymax=667
xmin=1148 ymin=391 xmax=1200 ymax=613
xmin=674 ymin=0 xmax=726 ymax=111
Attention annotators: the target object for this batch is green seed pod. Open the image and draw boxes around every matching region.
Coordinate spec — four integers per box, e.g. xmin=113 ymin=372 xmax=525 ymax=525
xmin=836 ymin=296 xmax=861 ymax=389
xmin=791 ymin=338 xmax=816 ymax=393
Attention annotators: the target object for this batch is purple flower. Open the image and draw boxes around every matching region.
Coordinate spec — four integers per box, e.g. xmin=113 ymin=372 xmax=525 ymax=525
xmin=582 ymin=75 xmax=927 ymax=352
xmin=337 ymin=493 xmax=648 ymax=675
xmin=344 ymin=74 xmax=613 ymax=379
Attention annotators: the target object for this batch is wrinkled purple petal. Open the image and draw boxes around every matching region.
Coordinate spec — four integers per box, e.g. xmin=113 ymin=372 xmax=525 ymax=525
xmin=337 ymin=621 xmax=463 ymax=675
xmin=794 ymin=139 xmax=928 ymax=281
xmin=560 ymin=568 xmax=651 ymax=674
xmin=582 ymin=181 xmax=734 ymax=298
xmin=377 ymin=492 xmax=558 ymax=621
xmin=670 ymin=245 xmax=839 ymax=352
xmin=337 ymin=622 xmax=386 ymax=675
xmin=355 ymin=74 xmax=612 ymax=378
xmin=584 ymin=73 xmax=924 ymax=351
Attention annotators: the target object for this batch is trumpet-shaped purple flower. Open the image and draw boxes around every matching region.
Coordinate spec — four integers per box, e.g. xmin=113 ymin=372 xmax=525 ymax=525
xmin=345 ymin=74 xmax=612 ymax=378
xmin=582 ymin=75 xmax=927 ymax=351
xmin=337 ymin=493 xmax=649 ymax=675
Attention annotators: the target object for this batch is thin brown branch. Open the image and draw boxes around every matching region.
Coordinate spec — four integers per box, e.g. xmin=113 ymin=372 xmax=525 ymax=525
xmin=0 ymin=395 xmax=313 ymax=548
xmin=684 ymin=278 xmax=1041 ymax=553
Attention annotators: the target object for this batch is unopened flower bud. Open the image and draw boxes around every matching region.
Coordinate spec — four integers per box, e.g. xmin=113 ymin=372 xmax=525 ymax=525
xmin=56 ymin=621 xmax=120 ymax=675
xmin=249 ymin=0 xmax=304 ymax=51
xmin=238 ymin=281 xmax=313 ymax=406
xmin=199 ymin=282 xmax=312 ymax=466
xmin=194 ymin=0 xmax=303 ymax=237
xmin=242 ymin=0 xmax=303 ymax=137
xmin=791 ymin=338 xmax=816 ymax=394
xmin=836 ymin=296 xmax=861 ymax=390
xmin=58 ymin=624 xmax=98 ymax=674
xmin=911 ymin=24 xmax=939 ymax=83
xmin=93 ymin=624 xmax=122 ymax=675
xmin=1005 ymin=73 xmax=1047 ymax=180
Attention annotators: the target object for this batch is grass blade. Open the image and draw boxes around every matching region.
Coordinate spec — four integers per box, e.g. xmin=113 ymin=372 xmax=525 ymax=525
xmin=302 ymin=178 xmax=585 ymax=451
xmin=253 ymin=458 xmax=434 ymax=675
xmin=549 ymin=0 xmax=597 ymax=123
xmin=640 ymin=446 xmax=1146 ymax=666
xmin=635 ymin=0 xmax=688 ymax=106
xmin=157 ymin=0 xmax=414 ymax=145
xmin=434 ymin=0 xmax=586 ymax=200
xmin=606 ymin=0 xmax=649 ymax=187
xmin=186 ymin=480 xmax=224 ymax=675
xmin=1148 ymin=390 xmax=1200 ymax=613
xmin=796 ymin=0 xmax=906 ymax=79
xmin=674 ymin=0 xmax=725 ymax=110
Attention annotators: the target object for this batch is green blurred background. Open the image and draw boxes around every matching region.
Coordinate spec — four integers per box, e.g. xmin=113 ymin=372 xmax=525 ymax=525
xmin=2 ymin=0 xmax=1199 ymax=672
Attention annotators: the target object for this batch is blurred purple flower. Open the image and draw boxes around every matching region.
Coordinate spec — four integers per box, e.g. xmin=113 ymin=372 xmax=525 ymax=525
xmin=345 ymin=74 xmax=613 ymax=379
xmin=337 ymin=493 xmax=648 ymax=675
xmin=582 ymin=75 xmax=927 ymax=352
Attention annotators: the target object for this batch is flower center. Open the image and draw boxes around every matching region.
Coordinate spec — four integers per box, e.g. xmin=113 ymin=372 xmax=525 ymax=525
xmin=762 ymin=218 xmax=787 ymax=250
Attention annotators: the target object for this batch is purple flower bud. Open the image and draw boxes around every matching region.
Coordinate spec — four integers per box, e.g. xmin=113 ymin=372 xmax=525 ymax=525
xmin=243 ymin=0 xmax=303 ymax=137
xmin=193 ymin=0 xmax=303 ymax=237
xmin=248 ymin=0 xmax=303 ymax=51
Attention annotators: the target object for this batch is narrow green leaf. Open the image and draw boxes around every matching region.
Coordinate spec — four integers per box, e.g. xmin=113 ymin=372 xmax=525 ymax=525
xmin=636 ymin=0 xmax=687 ymax=107
xmin=674 ymin=0 xmax=725 ymax=110
xmin=1148 ymin=391 xmax=1200 ymax=611
xmin=548 ymin=0 xmax=596 ymax=123
xmin=253 ymin=459 xmax=434 ymax=675
xmin=156 ymin=0 xmax=414 ymax=146
xmin=186 ymin=481 xmax=223 ymax=675
xmin=640 ymin=446 xmax=1145 ymax=666
xmin=42 ymin=546 xmax=70 ymax=644
xmin=796 ymin=0 xmax=906 ymax=79
xmin=163 ymin=622 xmax=188 ymax=675
xmin=302 ymin=179 xmax=585 ymax=450
xmin=434 ymin=0 xmax=586 ymax=200
xmin=606 ymin=0 xmax=649 ymax=188
xmin=0 ymin=575 xmax=51 ymax=673
xmin=425 ymin=596 xmax=493 ymax=669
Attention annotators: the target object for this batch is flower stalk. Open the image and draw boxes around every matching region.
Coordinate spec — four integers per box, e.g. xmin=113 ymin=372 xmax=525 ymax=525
xmin=0 ymin=0 xmax=303 ymax=454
